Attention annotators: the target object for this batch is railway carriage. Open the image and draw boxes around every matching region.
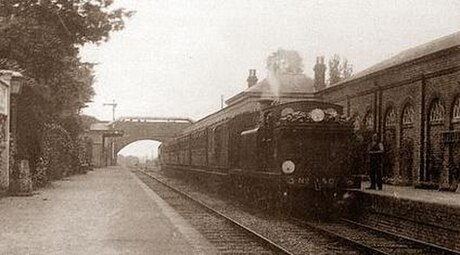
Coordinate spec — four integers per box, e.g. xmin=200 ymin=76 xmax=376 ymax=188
xmin=159 ymin=100 xmax=360 ymax=215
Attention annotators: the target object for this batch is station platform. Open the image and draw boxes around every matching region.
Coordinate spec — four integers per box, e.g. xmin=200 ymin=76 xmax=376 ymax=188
xmin=348 ymin=182 xmax=460 ymax=252
xmin=357 ymin=181 xmax=460 ymax=208
xmin=0 ymin=166 xmax=216 ymax=254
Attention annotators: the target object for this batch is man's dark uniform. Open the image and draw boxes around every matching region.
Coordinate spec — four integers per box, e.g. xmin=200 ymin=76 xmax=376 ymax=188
xmin=368 ymin=138 xmax=384 ymax=190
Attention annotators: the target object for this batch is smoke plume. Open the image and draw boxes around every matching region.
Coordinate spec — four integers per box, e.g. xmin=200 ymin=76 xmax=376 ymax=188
xmin=266 ymin=49 xmax=304 ymax=98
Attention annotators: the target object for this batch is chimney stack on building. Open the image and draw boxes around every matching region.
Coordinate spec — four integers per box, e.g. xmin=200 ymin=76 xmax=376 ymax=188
xmin=313 ymin=56 xmax=326 ymax=91
xmin=246 ymin=69 xmax=258 ymax=87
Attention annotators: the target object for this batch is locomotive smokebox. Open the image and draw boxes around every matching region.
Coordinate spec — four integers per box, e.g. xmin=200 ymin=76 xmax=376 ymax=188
xmin=258 ymin=98 xmax=274 ymax=110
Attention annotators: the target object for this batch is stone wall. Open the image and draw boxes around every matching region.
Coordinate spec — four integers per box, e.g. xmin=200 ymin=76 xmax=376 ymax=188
xmin=353 ymin=192 xmax=460 ymax=252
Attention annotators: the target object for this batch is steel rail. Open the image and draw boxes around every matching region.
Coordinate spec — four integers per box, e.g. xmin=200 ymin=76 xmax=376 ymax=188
xmin=293 ymin=216 xmax=460 ymax=255
xmin=136 ymin=170 xmax=294 ymax=255
xmin=292 ymin=218 xmax=389 ymax=255
xmin=342 ymin=218 xmax=460 ymax=255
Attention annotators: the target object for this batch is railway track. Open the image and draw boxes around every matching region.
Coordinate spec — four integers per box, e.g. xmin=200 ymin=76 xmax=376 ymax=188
xmin=133 ymin=170 xmax=292 ymax=254
xmin=135 ymin=169 xmax=458 ymax=254
xmin=296 ymin=218 xmax=459 ymax=255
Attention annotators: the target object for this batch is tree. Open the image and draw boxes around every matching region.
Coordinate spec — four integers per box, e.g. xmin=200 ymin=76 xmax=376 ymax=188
xmin=265 ymin=49 xmax=304 ymax=98
xmin=0 ymin=0 xmax=133 ymax=186
xmin=328 ymin=54 xmax=353 ymax=86
xmin=266 ymin=49 xmax=304 ymax=75
xmin=0 ymin=0 xmax=134 ymax=115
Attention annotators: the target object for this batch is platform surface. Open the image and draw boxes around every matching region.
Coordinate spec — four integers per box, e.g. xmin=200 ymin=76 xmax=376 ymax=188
xmin=0 ymin=166 xmax=216 ymax=255
xmin=355 ymin=181 xmax=460 ymax=208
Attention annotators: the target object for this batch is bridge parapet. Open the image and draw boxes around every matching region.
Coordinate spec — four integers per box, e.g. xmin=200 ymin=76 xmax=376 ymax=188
xmin=116 ymin=116 xmax=194 ymax=124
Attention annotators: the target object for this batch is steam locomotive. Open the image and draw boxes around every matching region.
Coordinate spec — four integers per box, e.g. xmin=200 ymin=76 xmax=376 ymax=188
xmin=159 ymin=100 xmax=360 ymax=214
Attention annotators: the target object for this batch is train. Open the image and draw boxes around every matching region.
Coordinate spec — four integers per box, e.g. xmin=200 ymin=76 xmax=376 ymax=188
xmin=159 ymin=99 xmax=360 ymax=215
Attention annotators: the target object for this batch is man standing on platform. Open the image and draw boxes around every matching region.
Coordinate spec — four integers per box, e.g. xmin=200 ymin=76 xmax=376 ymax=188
xmin=367 ymin=133 xmax=384 ymax=190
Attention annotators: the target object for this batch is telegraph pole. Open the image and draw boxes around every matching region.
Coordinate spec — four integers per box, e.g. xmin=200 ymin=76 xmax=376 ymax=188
xmin=103 ymin=100 xmax=118 ymax=166
xmin=103 ymin=100 xmax=117 ymax=121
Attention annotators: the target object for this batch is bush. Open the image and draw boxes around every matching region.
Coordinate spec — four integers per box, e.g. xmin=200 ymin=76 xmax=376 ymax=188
xmin=28 ymin=120 xmax=90 ymax=188
xmin=41 ymin=122 xmax=77 ymax=180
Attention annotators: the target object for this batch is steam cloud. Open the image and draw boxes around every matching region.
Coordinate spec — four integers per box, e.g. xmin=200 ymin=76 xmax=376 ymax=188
xmin=266 ymin=49 xmax=304 ymax=99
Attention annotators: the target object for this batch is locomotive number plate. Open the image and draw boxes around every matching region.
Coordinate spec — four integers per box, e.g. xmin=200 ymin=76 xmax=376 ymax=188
xmin=297 ymin=177 xmax=309 ymax=184
xmin=291 ymin=177 xmax=336 ymax=187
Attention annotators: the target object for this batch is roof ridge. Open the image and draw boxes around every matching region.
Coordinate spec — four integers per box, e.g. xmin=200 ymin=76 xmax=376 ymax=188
xmin=333 ymin=30 xmax=460 ymax=86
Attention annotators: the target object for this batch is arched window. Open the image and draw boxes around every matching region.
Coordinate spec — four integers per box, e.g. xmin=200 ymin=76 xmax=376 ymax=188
xmin=352 ymin=115 xmax=361 ymax=131
xmin=452 ymin=97 xmax=460 ymax=122
xmin=402 ymin=104 xmax=415 ymax=126
xmin=429 ymin=99 xmax=445 ymax=124
xmin=385 ymin=107 xmax=397 ymax=127
xmin=364 ymin=110 xmax=374 ymax=130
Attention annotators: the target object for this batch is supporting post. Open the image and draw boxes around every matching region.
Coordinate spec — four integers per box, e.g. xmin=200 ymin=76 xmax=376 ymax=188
xmin=420 ymin=74 xmax=427 ymax=182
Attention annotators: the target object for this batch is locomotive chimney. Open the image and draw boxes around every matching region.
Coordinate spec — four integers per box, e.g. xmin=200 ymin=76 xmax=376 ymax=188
xmin=313 ymin=56 xmax=326 ymax=91
xmin=246 ymin=69 xmax=258 ymax=87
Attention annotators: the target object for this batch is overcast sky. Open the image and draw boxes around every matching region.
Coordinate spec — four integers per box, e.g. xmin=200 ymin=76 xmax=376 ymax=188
xmin=80 ymin=0 xmax=460 ymax=157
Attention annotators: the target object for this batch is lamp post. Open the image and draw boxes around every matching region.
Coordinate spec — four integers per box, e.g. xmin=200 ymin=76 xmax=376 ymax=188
xmin=10 ymin=77 xmax=23 ymax=94
xmin=10 ymin=75 xmax=23 ymax=146
xmin=9 ymin=74 xmax=30 ymax=195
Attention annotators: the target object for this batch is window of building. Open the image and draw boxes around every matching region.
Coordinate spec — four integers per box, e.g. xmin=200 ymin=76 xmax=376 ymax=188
xmin=429 ymin=99 xmax=444 ymax=124
xmin=353 ymin=115 xmax=361 ymax=131
xmin=364 ymin=111 xmax=374 ymax=130
xmin=385 ymin=107 xmax=397 ymax=127
xmin=402 ymin=104 xmax=415 ymax=126
xmin=452 ymin=97 xmax=460 ymax=122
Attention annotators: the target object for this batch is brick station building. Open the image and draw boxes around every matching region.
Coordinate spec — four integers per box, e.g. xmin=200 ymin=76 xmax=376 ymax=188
xmin=189 ymin=31 xmax=459 ymax=189
xmin=315 ymin=31 xmax=460 ymax=189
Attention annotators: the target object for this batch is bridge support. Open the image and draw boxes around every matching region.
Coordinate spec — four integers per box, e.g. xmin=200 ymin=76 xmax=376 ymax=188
xmin=86 ymin=123 xmax=123 ymax=168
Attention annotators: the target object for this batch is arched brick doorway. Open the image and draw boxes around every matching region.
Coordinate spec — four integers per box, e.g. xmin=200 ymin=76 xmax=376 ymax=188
xmin=383 ymin=106 xmax=397 ymax=179
xmin=362 ymin=109 xmax=375 ymax=140
xmin=448 ymin=96 xmax=460 ymax=185
xmin=426 ymin=98 xmax=445 ymax=183
xmin=400 ymin=103 xmax=415 ymax=184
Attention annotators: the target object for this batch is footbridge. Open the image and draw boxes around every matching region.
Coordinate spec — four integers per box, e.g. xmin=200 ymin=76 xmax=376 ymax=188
xmin=112 ymin=116 xmax=194 ymax=154
xmin=88 ymin=116 xmax=193 ymax=167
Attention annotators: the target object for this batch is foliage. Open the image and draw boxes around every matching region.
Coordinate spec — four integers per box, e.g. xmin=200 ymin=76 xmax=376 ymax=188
xmin=278 ymin=110 xmax=350 ymax=126
xmin=40 ymin=122 xmax=74 ymax=180
xmin=80 ymin=114 xmax=100 ymax=130
xmin=266 ymin=49 xmax=304 ymax=75
xmin=0 ymin=0 xmax=133 ymax=115
xmin=0 ymin=0 xmax=133 ymax=186
xmin=328 ymin=54 xmax=353 ymax=85
xmin=32 ymin=157 xmax=48 ymax=188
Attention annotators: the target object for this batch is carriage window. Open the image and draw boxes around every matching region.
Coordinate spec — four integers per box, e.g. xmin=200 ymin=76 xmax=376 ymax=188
xmin=385 ymin=107 xmax=396 ymax=127
xmin=214 ymin=126 xmax=223 ymax=154
xmin=453 ymin=97 xmax=460 ymax=122
xmin=429 ymin=99 xmax=444 ymax=124
xmin=402 ymin=104 xmax=415 ymax=126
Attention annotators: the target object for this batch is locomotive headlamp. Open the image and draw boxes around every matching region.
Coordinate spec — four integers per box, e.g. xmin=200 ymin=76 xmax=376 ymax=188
xmin=310 ymin=108 xmax=325 ymax=122
xmin=281 ymin=160 xmax=295 ymax=174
